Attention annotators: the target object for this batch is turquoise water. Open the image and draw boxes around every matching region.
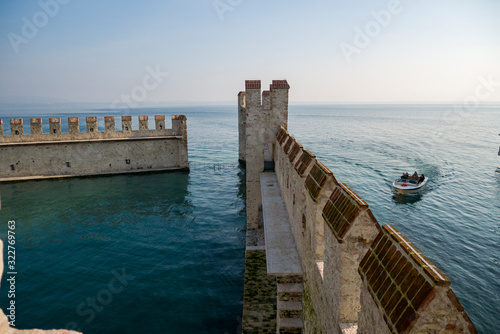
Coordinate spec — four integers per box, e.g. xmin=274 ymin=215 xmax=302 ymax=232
xmin=0 ymin=104 xmax=499 ymax=333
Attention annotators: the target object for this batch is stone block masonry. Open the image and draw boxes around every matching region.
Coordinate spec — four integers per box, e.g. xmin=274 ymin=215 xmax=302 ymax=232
xmin=239 ymin=80 xmax=478 ymax=333
xmin=0 ymin=115 xmax=189 ymax=182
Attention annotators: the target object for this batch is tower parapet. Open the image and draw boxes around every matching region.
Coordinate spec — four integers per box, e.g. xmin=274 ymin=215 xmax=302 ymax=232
xmin=30 ymin=118 xmax=43 ymax=135
xmin=155 ymin=115 xmax=165 ymax=130
xmin=139 ymin=115 xmax=149 ymax=130
xmin=49 ymin=118 xmax=61 ymax=134
xmin=105 ymin=116 xmax=115 ymax=132
xmin=122 ymin=115 xmax=132 ymax=133
xmin=10 ymin=118 xmax=23 ymax=136
xmin=68 ymin=117 xmax=79 ymax=134
xmin=86 ymin=116 xmax=98 ymax=133
xmin=240 ymin=79 xmax=290 ymax=229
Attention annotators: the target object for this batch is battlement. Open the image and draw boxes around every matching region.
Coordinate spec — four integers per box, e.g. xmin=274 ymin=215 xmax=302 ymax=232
xmin=0 ymin=115 xmax=186 ymax=144
xmin=0 ymin=115 xmax=189 ymax=182
xmin=359 ymin=225 xmax=476 ymax=333
xmin=240 ymin=79 xmax=290 ymax=113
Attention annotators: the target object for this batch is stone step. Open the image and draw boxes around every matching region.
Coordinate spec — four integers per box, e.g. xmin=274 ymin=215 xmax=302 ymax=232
xmin=278 ymin=317 xmax=304 ymax=334
xmin=277 ymin=283 xmax=304 ymax=293
xmin=278 ymin=301 xmax=303 ymax=318
xmin=278 ymin=283 xmax=304 ymax=302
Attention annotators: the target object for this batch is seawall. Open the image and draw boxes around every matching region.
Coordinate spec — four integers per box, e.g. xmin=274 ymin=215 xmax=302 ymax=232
xmin=0 ymin=115 xmax=189 ymax=182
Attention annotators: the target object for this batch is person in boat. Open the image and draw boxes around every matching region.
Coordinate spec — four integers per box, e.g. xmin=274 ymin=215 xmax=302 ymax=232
xmin=411 ymin=171 xmax=418 ymax=180
xmin=401 ymin=172 xmax=409 ymax=179
xmin=418 ymin=174 xmax=425 ymax=183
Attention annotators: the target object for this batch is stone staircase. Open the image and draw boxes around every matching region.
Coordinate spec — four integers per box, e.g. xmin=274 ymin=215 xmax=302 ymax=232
xmin=277 ymin=276 xmax=304 ymax=334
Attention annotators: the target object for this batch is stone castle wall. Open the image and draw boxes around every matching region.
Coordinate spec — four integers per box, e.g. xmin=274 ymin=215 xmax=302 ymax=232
xmin=272 ymin=126 xmax=477 ymax=334
xmin=240 ymin=80 xmax=477 ymax=333
xmin=0 ymin=115 xmax=189 ymax=182
xmin=274 ymin=127 xmax=380 ymax=333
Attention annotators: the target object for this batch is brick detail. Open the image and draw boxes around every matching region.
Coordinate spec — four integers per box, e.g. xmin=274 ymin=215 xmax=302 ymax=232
xmin=138 ymin=115 xmax=148 ymax=121
xmin=237 ymin=91 xmax=246 ymax=96
xmin=86 ymin=117 xmax=97 ymax=122
xmin=288 ymin=140 xmax=303 ymax=163
xmin=294 ymin=149 xmax=315 ymax=176
xmin=305 ymin=161 xmax=335 ymax=201
xmin=276 ymin=127 xmax=288 ymax=144
xmin=30 ymin=118 xmax=42 ymax=124
xmin=270 ymin=80 xmax=290 ymax=90
xmin=322 ymin=183 xmax=371 ymax=242
xmin=10 ymin=119 xmax=23 ymax=125
xmin=104 ymin=116 xmax=114 ymax=122
xmin=49 ymin=118 xmax=61 ymax=123
xmin=359 ymin=225 xmax=452 ymax=333
xmin=68 ymin=117 xmax=79 ymax=123
xmin=283 ymin=135 xmax=294 ymax=154
xmin=172 ymin=115 xmax=187 ymax=121
xmin=262 ymin=90 xmax=270 ymax=96
xmin=245 ymin=80 xmax=261 ymax=89
xmin=121 ymin=116 xmax=132 ymax=121
xmin=155 ymin=115 xmax=165 ymax=120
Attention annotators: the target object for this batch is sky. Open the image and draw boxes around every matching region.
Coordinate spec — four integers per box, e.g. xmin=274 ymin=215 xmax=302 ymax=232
xmin=0 ymin=0 xmax=499 ymax=104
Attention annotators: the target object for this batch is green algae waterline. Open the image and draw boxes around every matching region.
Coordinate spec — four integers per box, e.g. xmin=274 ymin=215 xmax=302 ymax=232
xmin=0 ymin=103 xmax=499 ymax=333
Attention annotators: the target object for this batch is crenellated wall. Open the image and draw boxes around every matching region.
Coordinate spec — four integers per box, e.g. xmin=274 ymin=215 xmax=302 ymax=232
xmin=358 ymin=225 xmax=477 ymax=334
xmin=273 ymin=126 xmax=381 ymax=333
xmin=240 ymin=80 xmax=478 ymax=334
xmin=0 ymin=115 xmax=189 ymax=182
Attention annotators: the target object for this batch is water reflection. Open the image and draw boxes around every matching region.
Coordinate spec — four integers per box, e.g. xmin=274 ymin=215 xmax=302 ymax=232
xmin=237 ymin=165 xmax=246 ymax=217
xmin=392 ymin=192 xmax=424 ymax=205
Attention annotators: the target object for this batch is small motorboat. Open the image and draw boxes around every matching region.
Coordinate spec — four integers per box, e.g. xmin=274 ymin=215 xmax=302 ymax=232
xmin=392 ymin=176 xmax=428 ymax=194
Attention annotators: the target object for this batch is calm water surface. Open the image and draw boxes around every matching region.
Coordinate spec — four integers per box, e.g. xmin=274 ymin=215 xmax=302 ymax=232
xmin=0 ymin=103 xmax=499 ymax=333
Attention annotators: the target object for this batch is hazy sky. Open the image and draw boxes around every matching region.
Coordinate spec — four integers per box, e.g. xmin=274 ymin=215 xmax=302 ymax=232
xmin=0 ymin=0 xmax=499 ymax=104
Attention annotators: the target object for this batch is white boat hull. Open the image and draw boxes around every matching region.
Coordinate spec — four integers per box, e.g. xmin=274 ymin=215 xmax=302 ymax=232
xmin=392 ymin=178 xmax=428 ymax=194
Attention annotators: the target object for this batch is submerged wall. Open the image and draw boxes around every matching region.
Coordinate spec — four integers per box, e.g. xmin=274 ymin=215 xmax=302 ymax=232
xmin=0 ymin=115 xmax=189 ymax=181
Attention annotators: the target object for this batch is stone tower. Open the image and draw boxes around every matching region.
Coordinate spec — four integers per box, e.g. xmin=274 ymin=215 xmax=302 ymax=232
xmin=238 ymin=79 xmax=290 ymax=229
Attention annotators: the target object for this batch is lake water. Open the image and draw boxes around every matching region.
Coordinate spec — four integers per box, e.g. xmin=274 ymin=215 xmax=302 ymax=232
xmin=0 ymin=103 xmax=499 ymax=333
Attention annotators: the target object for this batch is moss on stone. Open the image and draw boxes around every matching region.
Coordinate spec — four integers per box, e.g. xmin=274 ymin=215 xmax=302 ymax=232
xmin=242 ymin=250 xmax=277 ymax=333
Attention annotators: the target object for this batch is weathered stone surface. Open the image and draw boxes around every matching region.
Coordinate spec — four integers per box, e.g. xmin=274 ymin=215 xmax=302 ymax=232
xmin=242 ymin=250 xmax=277 ymax=334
